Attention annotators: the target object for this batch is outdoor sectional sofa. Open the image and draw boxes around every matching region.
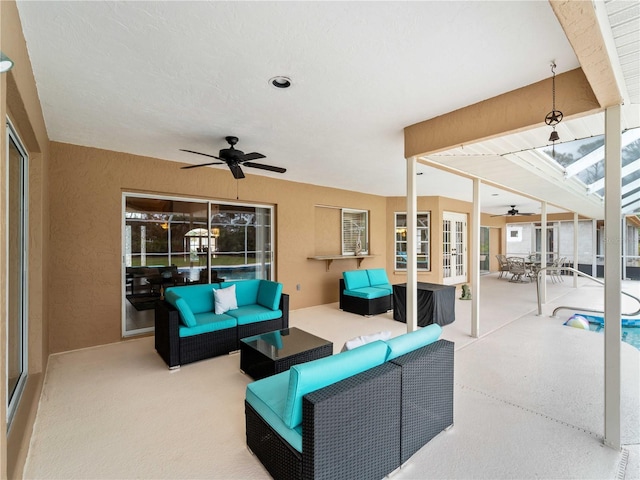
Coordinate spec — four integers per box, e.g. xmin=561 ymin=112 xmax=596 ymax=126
xmin=154 ymin=280 xmax=289 ymax=368
xmin=245 ymin=324 xmax=454 ymax=480
xmin=339 ymin=268 xmax=393 ymax=316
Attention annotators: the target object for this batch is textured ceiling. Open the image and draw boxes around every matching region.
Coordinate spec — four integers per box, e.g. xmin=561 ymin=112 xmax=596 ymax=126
xmin=14 ymin=1 xmax=636 ymax=217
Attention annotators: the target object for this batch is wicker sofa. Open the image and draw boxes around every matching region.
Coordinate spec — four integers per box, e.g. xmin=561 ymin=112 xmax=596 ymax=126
xmin=154 ymin=280 xmax=289 ymax=368
xmin=245 ymin=325 xmax=454 ymax=480
xmin=339 ymin=268 xmax=393 ymax=316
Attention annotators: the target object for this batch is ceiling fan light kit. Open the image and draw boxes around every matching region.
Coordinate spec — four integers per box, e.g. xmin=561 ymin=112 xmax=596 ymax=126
xmin=180 ymin=136 xmax=286 ymax=179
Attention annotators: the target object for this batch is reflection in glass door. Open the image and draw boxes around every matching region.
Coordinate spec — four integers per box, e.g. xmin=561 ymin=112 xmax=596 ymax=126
xmin=7 ymin=120 xmax=28 ymax=428
xmin=123 ymin=195 xmax=274 ymax=336
xmin=480 ymin=226 xmax=490 ymax=274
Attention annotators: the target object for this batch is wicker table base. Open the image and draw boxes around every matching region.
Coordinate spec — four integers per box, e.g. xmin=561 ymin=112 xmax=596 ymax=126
xmin=240 ymin=327 xmax=333 ymax=380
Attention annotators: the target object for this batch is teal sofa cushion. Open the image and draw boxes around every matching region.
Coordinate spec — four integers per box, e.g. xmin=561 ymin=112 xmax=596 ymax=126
xmin=282 ymin=340 xmax=389 ymax=429
xmin=222 ymin=280 xmax=260 ymax=307
xmin=175 ymin=297 xmax=197 ymax=327
xmin=178 ymin=312 xmax=237 ymax=338
xmin=257 ymin=280 xmax=283 ymax=311
xmin=227 ymin=305 xmax=282 ymax=325
xmin=343 ymin=270 xmax=370 ymax=290
xmin=245 ymin=371 xmax=303 ymax=452
xmin=367 ymin=268 xmax=389 ymax=287
xmin=343 ymin=287 xmax=391 ymax=300
xmin=385 ymin=324 xmax=442 ymax=360
xmin=165 ymin=284 xmax=215 ymax=314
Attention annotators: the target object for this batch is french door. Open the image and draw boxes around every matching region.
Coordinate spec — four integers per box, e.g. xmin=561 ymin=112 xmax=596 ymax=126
xmin=442 ymin=212 xmax=467 ymax=285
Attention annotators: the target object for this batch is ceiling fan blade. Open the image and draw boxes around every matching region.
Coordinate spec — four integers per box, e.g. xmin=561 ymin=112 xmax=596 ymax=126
xmin=244 ymin=162 xmax=286 ymax=174
xmin=180 ymin=149 xmax=223 ymax=160
xmin=239 ymin=152 xmax=266 ymax=162
xmin=229 ymin=164 xmax=245 ymax=179
xmin=181 ymin=161 xmax=224 ymax=169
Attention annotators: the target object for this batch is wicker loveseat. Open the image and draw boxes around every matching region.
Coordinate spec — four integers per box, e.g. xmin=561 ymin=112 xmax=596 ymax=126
xmin=154 ymin=280 xmax=289 ymax=368
xmin=339 ymin=268 xmax=393 ymax=316
xmin=245 ymin=325 xmax=454 ymax=480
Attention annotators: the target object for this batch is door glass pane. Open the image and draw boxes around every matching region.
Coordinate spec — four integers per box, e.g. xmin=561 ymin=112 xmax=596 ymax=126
xmin=480 ymin=227 xmax=490 ymax=273
xmin=124 ymin=198 xmax=208 ymax=334
xmin=7 ymin=123 xmax=28 ymax=426
xmin=210 ymin=204 xmax=272 ymax=281
xmin=124 ymin=197 xmax=274 ymax=336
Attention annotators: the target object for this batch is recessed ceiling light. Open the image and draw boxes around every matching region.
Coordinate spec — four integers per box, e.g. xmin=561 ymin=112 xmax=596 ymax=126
xmin=269 ymin=76 xmax=291 ymax=89
xmin=491 ymin=193 xmax=499 ymax=196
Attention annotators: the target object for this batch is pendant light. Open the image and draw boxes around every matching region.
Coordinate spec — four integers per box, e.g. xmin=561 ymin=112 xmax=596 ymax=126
xmin=544 ymin=62 xmax=563 ymax=157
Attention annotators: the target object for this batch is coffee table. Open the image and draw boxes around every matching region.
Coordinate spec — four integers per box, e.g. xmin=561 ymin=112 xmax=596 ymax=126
xmin=240 ymin=327 xmax=333 ymax=380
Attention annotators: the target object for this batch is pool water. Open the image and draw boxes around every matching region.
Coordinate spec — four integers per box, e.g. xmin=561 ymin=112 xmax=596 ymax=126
xmin=588 ymin=323 xmax=640 ymax=351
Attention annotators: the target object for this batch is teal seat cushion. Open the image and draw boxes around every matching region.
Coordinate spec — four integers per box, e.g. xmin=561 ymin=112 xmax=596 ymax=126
xmin=227 ymin=305 xmax=282 ymax=325
xmin=282 ymin=340 xmax=389 ymax=429
xmin=385 ymin=324 xmax=442 ymax=360
xmin=257 ymin=280 xmax=283 ymax=310
xmin=221 ymin=280 xmax=260 ymax=307
xmin=343 ymin=270 xmax=370 ymax=290
xmin=367 ymin=268 xmax=389 ymax=287
xmin=343 ymin=287 xmax=390 ymax=300
xmin=246 ymin=371 xmax=303 ymax=453
xmin=372 ymin=284 xmax=393 ymax=294
xmin=178 ymin=312 xmax=237 ymax=338
xmin=165 ymin=284 xmax=215 ymax=314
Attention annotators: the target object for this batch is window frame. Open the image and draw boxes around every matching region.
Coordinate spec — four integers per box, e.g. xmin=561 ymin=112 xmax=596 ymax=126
xmin=341 ymin=208 xmax=369 ymax=255
xmin=6 ymin=117 xmax=29 ymax=431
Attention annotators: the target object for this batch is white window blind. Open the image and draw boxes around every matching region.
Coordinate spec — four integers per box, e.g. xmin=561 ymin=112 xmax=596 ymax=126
xmin=342 ymin=209 xmax=368 ymax=255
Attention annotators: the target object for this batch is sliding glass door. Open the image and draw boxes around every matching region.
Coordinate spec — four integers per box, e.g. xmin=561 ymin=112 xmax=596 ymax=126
xmin=123 ymin=194 xmax=274 ymax=336
xmin=6 ymin=120 xmax=28 ymax=429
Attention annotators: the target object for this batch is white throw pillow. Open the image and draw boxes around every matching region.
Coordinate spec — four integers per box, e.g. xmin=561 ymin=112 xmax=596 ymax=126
xmin=341 ymin=330 xmax=392 ymax=352
xmin=214 ymin=285 xmax=238 ymax=314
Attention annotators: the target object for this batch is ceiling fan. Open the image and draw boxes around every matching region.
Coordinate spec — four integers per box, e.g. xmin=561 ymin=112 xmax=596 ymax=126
xmin=491 ymin=205 xmax=536 ymax=217
xmin=180 ymin=136 xmax=286 ymax=180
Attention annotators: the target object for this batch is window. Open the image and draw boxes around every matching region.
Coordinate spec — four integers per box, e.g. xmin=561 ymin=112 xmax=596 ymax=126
xmin=395 ymin=212 xmax=430 ymax=270
xmin=342 ymin=209 xmax=368 ymax=255
xmin=7 ymin=119 xmax=28 ymax=429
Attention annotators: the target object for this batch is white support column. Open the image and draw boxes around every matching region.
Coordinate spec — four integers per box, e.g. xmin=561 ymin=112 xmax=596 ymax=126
xmin=406 ymin=156 xmax=418 ymax=333
xmin=592 ymin=219 xmax=598 ymax=277
xmin=471 ymin=178 xmax=480 ymax=338
xmin=573 ymin=212 xmax=579 ymax=288
xmin=540 ymin=202 xmax=547 ymax=304
xmin=622 ymin=216 xmax=627 ymax=280
xmin=604 ymin=104 xmax=622 ymax=451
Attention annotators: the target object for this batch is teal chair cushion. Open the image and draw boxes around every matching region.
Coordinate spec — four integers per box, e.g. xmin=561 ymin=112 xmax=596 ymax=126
xmin=281 ymin=340 xmax=389 ymax=429
xmin=227 ymin=305 xmax=282 ymax=325
xmin=385 ymin=324 xmax=442 ymax=360
xmin=257 ymin=280 xmax=283 ymax=310
xmin=178 ymin=312 xmax=237 ymax=337
xmin=221 ymin=280 xmax=260 ymax=307
xmin=165 ymin=284 xmax=215 ymax=314
xmin=366 ymin=268 xmax=389 ymax=287
xmin=245 ymin=371 xmax=303 ymax=452
xmin=343 ymin=270 xmax=370 ymax=290
xmin=343 ymin=287 xmax=390 ymax=300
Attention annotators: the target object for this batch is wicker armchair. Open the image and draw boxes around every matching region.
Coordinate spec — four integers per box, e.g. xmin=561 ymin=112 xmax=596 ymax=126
xmin=245 ymin=339 xmax=454 ymax=480
xmin=496 ymin=254 xmax=510 ymax=279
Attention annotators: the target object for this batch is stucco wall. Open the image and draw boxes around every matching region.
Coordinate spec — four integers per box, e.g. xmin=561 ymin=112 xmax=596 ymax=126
xmin=48 ymin=142 xmax=388 ymax=353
